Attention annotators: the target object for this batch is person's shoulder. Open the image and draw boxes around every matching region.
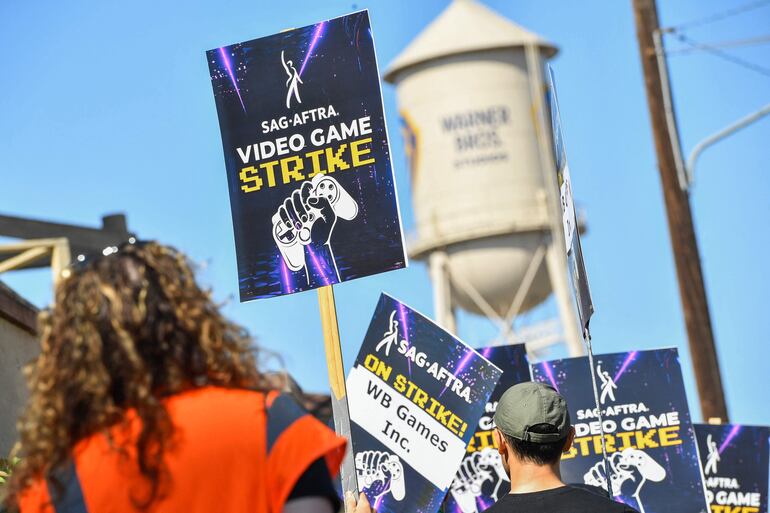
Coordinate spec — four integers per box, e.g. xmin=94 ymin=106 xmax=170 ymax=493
xmin=165 ymin=386 xmax=268 ymax=429
xmin=564 ymin=486 xmax=639 ymax=512
xmin=168 ymin=385 xmax=266 ymax=409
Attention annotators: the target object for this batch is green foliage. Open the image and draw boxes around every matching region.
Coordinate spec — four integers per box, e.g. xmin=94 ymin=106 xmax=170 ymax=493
xmin=0 ymin=456 xmax=20 ymax=485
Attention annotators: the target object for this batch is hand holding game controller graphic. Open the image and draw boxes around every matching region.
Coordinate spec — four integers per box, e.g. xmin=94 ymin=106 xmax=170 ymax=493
xmin=583 ymin=448 xmax=665 ymax=513
xmin=450 ymin=448 xmax=510 ymax=513
xmin=271 ymin=174 xmax=358 ymax=282
xmin=355 ymin=450 xmax=406 ymax=502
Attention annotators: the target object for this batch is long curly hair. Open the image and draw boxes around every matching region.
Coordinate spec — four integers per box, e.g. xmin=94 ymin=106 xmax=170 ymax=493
xmin=6 ymin=241 xmax=269 ymax=507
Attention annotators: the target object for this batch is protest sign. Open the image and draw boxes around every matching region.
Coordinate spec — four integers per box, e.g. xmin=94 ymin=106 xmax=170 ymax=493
xmin=532 ymin=348 xmax=709 ymax=513
xmin=695 ymin=423 xmax=770 ymax=513
xmin=445 ymin=343 xmax=531 ymax=513
xmin=207 ymin=11 xmax=406 ymax=301
xmin=546 ymin=66 xmax=593 ymax=330
xmin=347 ymin=294 xmax=502 ymax=513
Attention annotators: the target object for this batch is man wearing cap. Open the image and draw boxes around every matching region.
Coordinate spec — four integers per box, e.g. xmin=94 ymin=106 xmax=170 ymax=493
xmin=482 ymin=382 xmax=637 ymax=512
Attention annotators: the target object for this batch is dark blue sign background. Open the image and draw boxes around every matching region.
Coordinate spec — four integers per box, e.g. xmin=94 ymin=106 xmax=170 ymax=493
xmin=695 ymin=423 xmax=770 ymax=513
xmin=445 ymin=343 xmax=531 ymax=513
xmin=532 ymin=348 xmax=708 ymax=513
xmin=207 ymin=11 xmax=405 ymax=301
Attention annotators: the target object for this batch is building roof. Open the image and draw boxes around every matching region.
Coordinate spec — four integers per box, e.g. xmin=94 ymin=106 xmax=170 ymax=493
xmin=384 ymin=0 xmax=558 ymax=82
xmin=0 ymin=281 xmax=37 ymax=334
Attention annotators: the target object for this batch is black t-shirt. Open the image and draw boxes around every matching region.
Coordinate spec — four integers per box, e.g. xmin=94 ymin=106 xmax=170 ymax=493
xmin=481 ymin=485 xmax=638 ymax=513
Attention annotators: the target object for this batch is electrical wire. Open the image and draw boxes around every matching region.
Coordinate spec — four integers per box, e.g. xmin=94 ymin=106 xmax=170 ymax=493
xmin=664 ymin=0 xmax=770 ymax=32
xmin=672 ymin=32 xmax=770 ymax=79
xmin=666 ymin=34 xmax=770 ymax=55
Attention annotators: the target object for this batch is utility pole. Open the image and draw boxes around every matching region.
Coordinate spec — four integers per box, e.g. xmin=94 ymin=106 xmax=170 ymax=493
xmin=632 ymin=0 xmax=728 ymax=422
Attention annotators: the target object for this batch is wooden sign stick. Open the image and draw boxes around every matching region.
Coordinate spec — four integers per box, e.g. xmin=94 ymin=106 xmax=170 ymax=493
xmin=317 ymin=284 xmax=359 ymax=496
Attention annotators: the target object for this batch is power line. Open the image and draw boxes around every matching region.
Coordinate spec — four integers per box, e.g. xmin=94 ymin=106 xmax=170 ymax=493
xmin=665 ymin=0 xmax=770 ymax=32
xmin=672 ymin=32 xmax=770 ymax=79
xmin=667 ymin=34 xmax=770 ymax=55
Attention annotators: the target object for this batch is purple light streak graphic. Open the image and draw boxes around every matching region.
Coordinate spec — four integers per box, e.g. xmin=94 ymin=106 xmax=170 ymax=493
xmin=279 ymin=258 xmax=293 ymax=293
xmin=454 ymin=348 xmax=477 ymax=376
xmin=718 ymin=425 xmax=742 ymax=454
xmin=396 ymin=301 xmax=412 ymax=376
xmin=305 ymin=245 xmax=332 ymax=286
xmin=540 ymin=362 xmax=560 ymax=392
xmin=299 ymin=21 xmax=326 ymax=77
xmin=613 ymin=350 xmax=639 ymax=384
xmin=440 ymin=348 xmax=476 ymax=397
xmin=218 ymin=47 xmax=246 ymax=113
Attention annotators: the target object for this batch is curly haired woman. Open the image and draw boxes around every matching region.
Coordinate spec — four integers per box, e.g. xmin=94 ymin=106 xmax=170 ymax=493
xmin=4 ymin=241 xmax=366 ymax=513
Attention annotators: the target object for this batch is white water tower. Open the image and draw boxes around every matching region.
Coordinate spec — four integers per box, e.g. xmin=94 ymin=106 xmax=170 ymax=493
xmin=384 ymin=0 xmax=584 ymax=355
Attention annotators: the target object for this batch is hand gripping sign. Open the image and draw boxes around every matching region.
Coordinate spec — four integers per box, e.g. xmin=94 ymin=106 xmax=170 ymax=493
xmin=531 ymin=348 xmax=710 ymax=513
xmin=347 ymin=294 xmax=502 ymax=513
xmin=207 ymin=10 xmax=407 ymax=497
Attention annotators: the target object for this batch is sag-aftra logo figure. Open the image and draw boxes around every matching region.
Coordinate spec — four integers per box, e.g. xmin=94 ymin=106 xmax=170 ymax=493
xmin=281 ymin=50 xmax=303 ymax=108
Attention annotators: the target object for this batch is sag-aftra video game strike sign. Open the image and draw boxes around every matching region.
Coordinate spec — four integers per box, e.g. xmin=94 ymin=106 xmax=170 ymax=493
xmin=532 ymin=348 xmax=709 ymax=513
xmin=347 ymin=294 xmax=502 ymax=513
xmin=207 ymin=11 xmax=406 ymax=301
xmin=695 ymin=423 xmax=770 ymax=513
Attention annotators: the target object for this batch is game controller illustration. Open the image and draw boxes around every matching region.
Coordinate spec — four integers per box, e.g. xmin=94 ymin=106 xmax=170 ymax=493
xmin=450 ymin=447 xmax=510 ymax=513
xmin=584 ymin=448 xmax=665 ymax=513
xmin=271 ymin=174 xmax=358 ymax=280
xmin=355 ymin=450 xmax=406 ymax=502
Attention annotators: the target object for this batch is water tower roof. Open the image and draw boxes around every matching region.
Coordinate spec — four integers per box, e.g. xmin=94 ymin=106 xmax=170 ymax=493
xmin=384 ymin=0 xmax=558 ymax=83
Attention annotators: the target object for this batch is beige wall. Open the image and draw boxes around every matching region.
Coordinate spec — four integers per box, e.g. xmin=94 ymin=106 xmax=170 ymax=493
xmin=0 ymin=318 xmax=38 ymax=456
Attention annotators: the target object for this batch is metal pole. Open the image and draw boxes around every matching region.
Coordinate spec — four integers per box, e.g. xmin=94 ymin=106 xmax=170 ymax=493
xmin=584 ymin=328 xmax=614 ymax=498
xmin=686 ymin=102 xmax=770 ymax=187
xmin=632 ymin=0 xmax=728 ymax=421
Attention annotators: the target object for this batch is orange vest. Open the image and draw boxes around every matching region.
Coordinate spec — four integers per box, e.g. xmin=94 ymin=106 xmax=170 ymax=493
xmin=18 ymin=386 xmax=346 ymax=513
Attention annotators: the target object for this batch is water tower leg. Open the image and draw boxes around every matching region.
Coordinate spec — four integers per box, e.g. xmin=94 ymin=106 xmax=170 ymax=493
xmin=429 ymin=250 xmax=456 ymax=334
xmin=545 ymin=240 xmax=585 ymax=356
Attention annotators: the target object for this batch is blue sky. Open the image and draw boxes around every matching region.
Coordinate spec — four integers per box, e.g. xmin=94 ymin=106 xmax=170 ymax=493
xmin=1 ymin=0 xmax=768 ymax=425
